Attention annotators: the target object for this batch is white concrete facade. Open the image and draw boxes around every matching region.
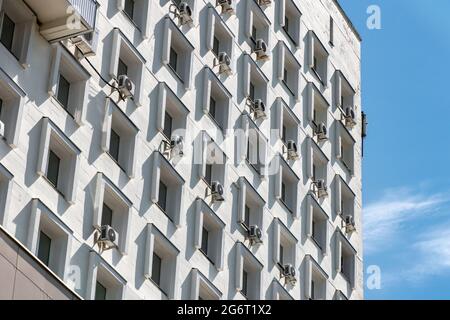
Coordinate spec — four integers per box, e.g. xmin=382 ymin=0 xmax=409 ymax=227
xmin=0 ymin=0 xmax=363 ymax=300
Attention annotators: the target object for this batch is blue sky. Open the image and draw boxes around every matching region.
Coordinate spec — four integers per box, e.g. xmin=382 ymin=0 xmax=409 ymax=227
xmin=339 ymin=0 xmax=450 ymax=299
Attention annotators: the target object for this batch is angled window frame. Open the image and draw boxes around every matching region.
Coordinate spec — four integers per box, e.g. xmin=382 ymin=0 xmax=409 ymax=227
xmin=245 ymin=0 xmax=271 ymax=53
xmin=272 ymin=218 xmax=298 ymax=270
xmin=335 ymin=229 xmax=357 ymax=289
xmin=235 ymin=241 xmax=264 ymax=300
xmin=116 ymin=0 xmax=152 ymax=38
xmin=276 ymin=41 xmax=301 ymax=100
xmin=306 ymin=136 xmax=329 ymax=182
xmin=237 ymin=176 xmax=265 ymax=231
xmin=306 ymin=193 xmax=329 ymax=254
xmin=335 ymin=174 xmax=356 ymax=223
xmin=240 ymin=112 xmax=268 ymax=178
xmin=0 ymin=163 xmax=13 ymax=227
xmin=335 ymin=120 xmax=356 ymax=176
xmin=275 ymin=97 xmax=300 ymax=158
xmin=277 ymin=0 xmax=301 ymax=48
xmin=242 ymin=53 xmax=269 ymax=109
xmin=304 ymin=254 xmax=329 ymax=300
xmin=271 ymin=278 xmax=294 ymax=300
xmin=190 ymin=268 xmax=223 ymax=300
xmin=273 ymin=154 xmax=301 ymax=218
xmin=307 ymin=30 xmax=329 ymax=87
xmin=306 ymin=81 xmax=330 ymax=130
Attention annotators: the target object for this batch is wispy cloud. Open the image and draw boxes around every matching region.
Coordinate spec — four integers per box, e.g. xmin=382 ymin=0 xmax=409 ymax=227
xmin=364 ymin=188 xmax=447 ymax=253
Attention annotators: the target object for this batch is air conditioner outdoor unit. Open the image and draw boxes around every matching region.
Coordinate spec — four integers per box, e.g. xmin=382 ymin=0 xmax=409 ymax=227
xmin=258 ymin=0 xmax=272 ymax=7
xmin=286 ymin=140 xmax=299 ymax=160
xmin=315 ymin=179 xmax=328 ymax=198
xmin=282 ymin=264 xmax=297 ymax=285
xmin=345 ymin=215 xmax=356 ymax=233
xmin=117 ymin=75 xmax=135 ymax=100
xmin=248 ymin=225 xmax=263 ymax=244
xmin=178 ymin=2 xmax=193 ymax=25
xmin=254 ymin=39 xmax=269 ymax=61
xmin=0 ymin=120 xmax=5 ymax=137
xmin=211 ymin=181 xmax=225 ymax=202
xmin=344 ymin=107 xmax=357 ymax=128
xmin=217 ymin=0 xmax=234 ymax=14
xmin=252 ymin=99 xmax=267 ymax=120
xmin=217 ymin=52 xmax=232 ymax=75
xmin=98 ymin=225 xmax=119 ymax=249
xmin=170 ymin=135 xmax=184 ymax=157
xmin=315 ymin=123 xmax=328 ymax=141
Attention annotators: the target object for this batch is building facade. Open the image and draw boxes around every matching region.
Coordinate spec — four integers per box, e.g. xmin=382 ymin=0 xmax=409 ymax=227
xmin=0 ymin=0 xmax=363 ymax=300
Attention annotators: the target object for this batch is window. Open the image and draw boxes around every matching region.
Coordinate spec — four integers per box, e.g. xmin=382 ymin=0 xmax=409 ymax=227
xmin=117 ymin=0 xmax=152 ymax=38
xmin=206 ymin=6 xmax=234 ymax=72
xmin=198 ymin=131 xmax=227 ymax=195
xmin=0 ymin=13 xmax=14 ymax=51
xmin=156 ymin=82 xmax=189 ymax=143
xmin=334 ymin=70 xmax=356 ymax=114
xmin=124 ymin=0 xmax=135 ymax=19
xmin=235 ymin=242 xmax=263 ymax=300
xmin=36 ymin=118 xmax=81 ymax=204
xmin=162 ymin=17 xmax=195 ymax=89
xmin=277 ymin=41 xmax=301 ymax=99
xmin=240 ymin=113 xmax=268 ymax=178
xmin=195 ymin=198 xmax=225 ymax=268
xmin=0 ymin=1 xmax=34 ymax=67
xmin=95 ymin=282 xmax=107 ymax=300
xmin=336 ymin=121 xmax=356 ymax=175
xmin=93 ymin=173 xmax=133 ymax=255
xmin=150 ymin=152 xmax=185 ymax=226
xmin=145 ymin=224 xmax=180 ymax=299
xmin=329 ymin=16 xmax=334 ymax=46
xmin=86 ymin=251 xmax=126 ymax=300
xmin=0 ymin=163 xmax=13 ymax=226
xmin=308 ymin=31 xmax=329 ymax=85
xmin=243 ymin=54 xmax=269 ymax=121
xmin=307 ymin=82 xmax=329 ymax=139
xmin=271 ymin=279 xmax=294 ymax=300
xmin=336 ymin=230 xmax=357 ymax=288
xmin=306 ymin=194 xmax=329 ymax=253
xmin=276 ymin=97 xmax=300 ymax=159
xmin=335 ymin=175 xmax=356 ymax=226
xmin=275 ymin=155 xmax=300 ymax=217
xmin=190 ymin=269 xmax=222 ymax=300
xmin=245 ymin=0 xmax=270 ymax=55
xmin=27 ymin=199 xmax=72 ymax=280
xmin=205 ymin=164 xmax=213 ymax=186
xmin=101 ymin=99 xmax=138 ymax=178
xmin=279 ymin=0 xmax=301 ymax=47
xmin=273 ymin=218 xmax=297 ymax=279
xmin=213 ymin=36 xmax=220 ymax=57
xmin=307 ymin=137 xmax=329 ymax=198
xmin=305 ymin=255 xmax=328 ymax=300
xmin=202 ymin=68 xmax=232 ymax=134
xmin=109 ymin=29 xmax=145 ymax=106
xmin=48 ymin=44 xmax=91 ymax=124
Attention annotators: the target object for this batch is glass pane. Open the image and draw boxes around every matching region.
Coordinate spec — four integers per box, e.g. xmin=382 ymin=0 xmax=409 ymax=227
xmin=205 ymin=164 xmax=212 ymax=186
xmin=109 ymin=129 xmax=121 ymax=162
xmin=158 ymin=181 xmax=168 ymax=212
xmin=47 ymin=150 xmax=60 ymax=188
xmin=281 ymin=182 xmax=286 ymax=203
xmin=163 ymin=112 xmax=173 ymax=139
xmin=242 ymin=270 xmax=248 ymax=297
xmin=124 ymin=0 xmax=135 ymax=20
xmin=249 ymin=83 xmax=255 ymax=101
xmin=37 ymin=231 xmax=51 ymax=266
xmin=151 ymin=253 xmax=162 ymax=286
xmin=0 ymin=13 xmax=15 ymax=51
xmin=57 ymin=74 xmax=70 ymax=110
xmin=0 ymin=98 xmax=3 ymax=118
xmin=244 ymin=205 xmax=250 ymax=227
xmin=209 ymin=97 xmax=216 ymax=119
xmin=201 ymin=227 xmax=209 ymax=255
xmin=95 ymin=281 xmax=107 ymax=300
xmin=279 ymin=245 xmax=284 ymax=264
xmin=117 ymin=58 xmax=128 ymax=77
xmin=102 ymin=204 xmax=113 ymax=226
xmin=213 ymin=36 xmax=220 ymax=56
xmin=169 ymin=48 xmax=178 ymax=72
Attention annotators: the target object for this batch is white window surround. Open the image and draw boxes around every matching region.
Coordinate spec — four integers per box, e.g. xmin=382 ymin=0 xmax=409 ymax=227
xmin=47 ymin=44 xmax=91 ymax=125
xmin=237 ymin=176 xmax=265 ymax=227
xmin=274 ymin=97 xmax=300 ymax=151
xmin=242 ymin=53 xmax=269 ymax=105
xmin=92 ymin=172 xmax=133 ymax=255
xmin=150 ymin=151 xmax=185 ymax=227
xmin=276 ymin=41 xmax=301 ymax=101
xmin=194 ymin=197 xmax=225 ymax=270
xmin=335 ymin=229 xmax=357 ymax=289
xmin=0 ymin=0 xmax=35 ymax=68
xmin=196 ymin=130 xmax=228 ymax=187
xmin=240 ymin=113 xmax=268 ymax=178
xmin=334 ymin=70 xmax=356 ymax=111
xmin=0 ymin=163 xmax=13 ymax=227
xmin=245 ymin=0 xmax=271 ymax=51
xmin=306 ymin=136 xmax=329 ymax=180
xmin=335 ymin=174 xmax=356 ymax=220
xmin=274 ymin=154 xmax=301 ymax=218
xmin=86 ymin=250 xmax=126 ymax=300
xmin=272 ymin=218 xmax=298 ymax=267
xmin=109 ymin=28 xmax=146 ymax=107
xmin=0 ymin=67 xmax=26 ymax=148
xmin=202 ymin=67 xmax=233 ymax=134
xmin=304 ymin=254 xmax=329 ymax=300
xmin=335 ymin=121 xmax=356 ymax=175
xmin=26 ymin=198 xmax=73 ymax=281
xmin=271 ymin=278 xmax=294 ymax=300
xmin=161 ymin=16 xmax=195 ymax=89
xmin=116 ymin=0 xmax=152 ymax=38
xmin=235 ymin=241 xmax=264 ymax=299
xmin=205 ymin=4 xmax=235 ymax=63
xmin=306 ymin=81 xmax=330 ymax=125
xmin=156 ymin=81 xmax=190 ymax=139
xmin=334 ymin=289 xmax=348 ymax=300
xmin=144 ymin=223 xmax=180 ymax=299
xmin=305 ymin=193 xmax=329 ymax=255
xmin=277 ymin=0 xmax=301 ymax=48
xmin=101 ymin=98 xmax=138 ymax=178
xmin=36 ymin=117 xmax=81 ymax=205
xmin=307 ymin=30 xmax=329 ymax=86
xmin=190 ymin=268 xmax=223 ymax=300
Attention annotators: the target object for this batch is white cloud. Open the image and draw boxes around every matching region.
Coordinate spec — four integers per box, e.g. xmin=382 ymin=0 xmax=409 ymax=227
xmin=364 ymin=189 xmax=446 ymax=253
